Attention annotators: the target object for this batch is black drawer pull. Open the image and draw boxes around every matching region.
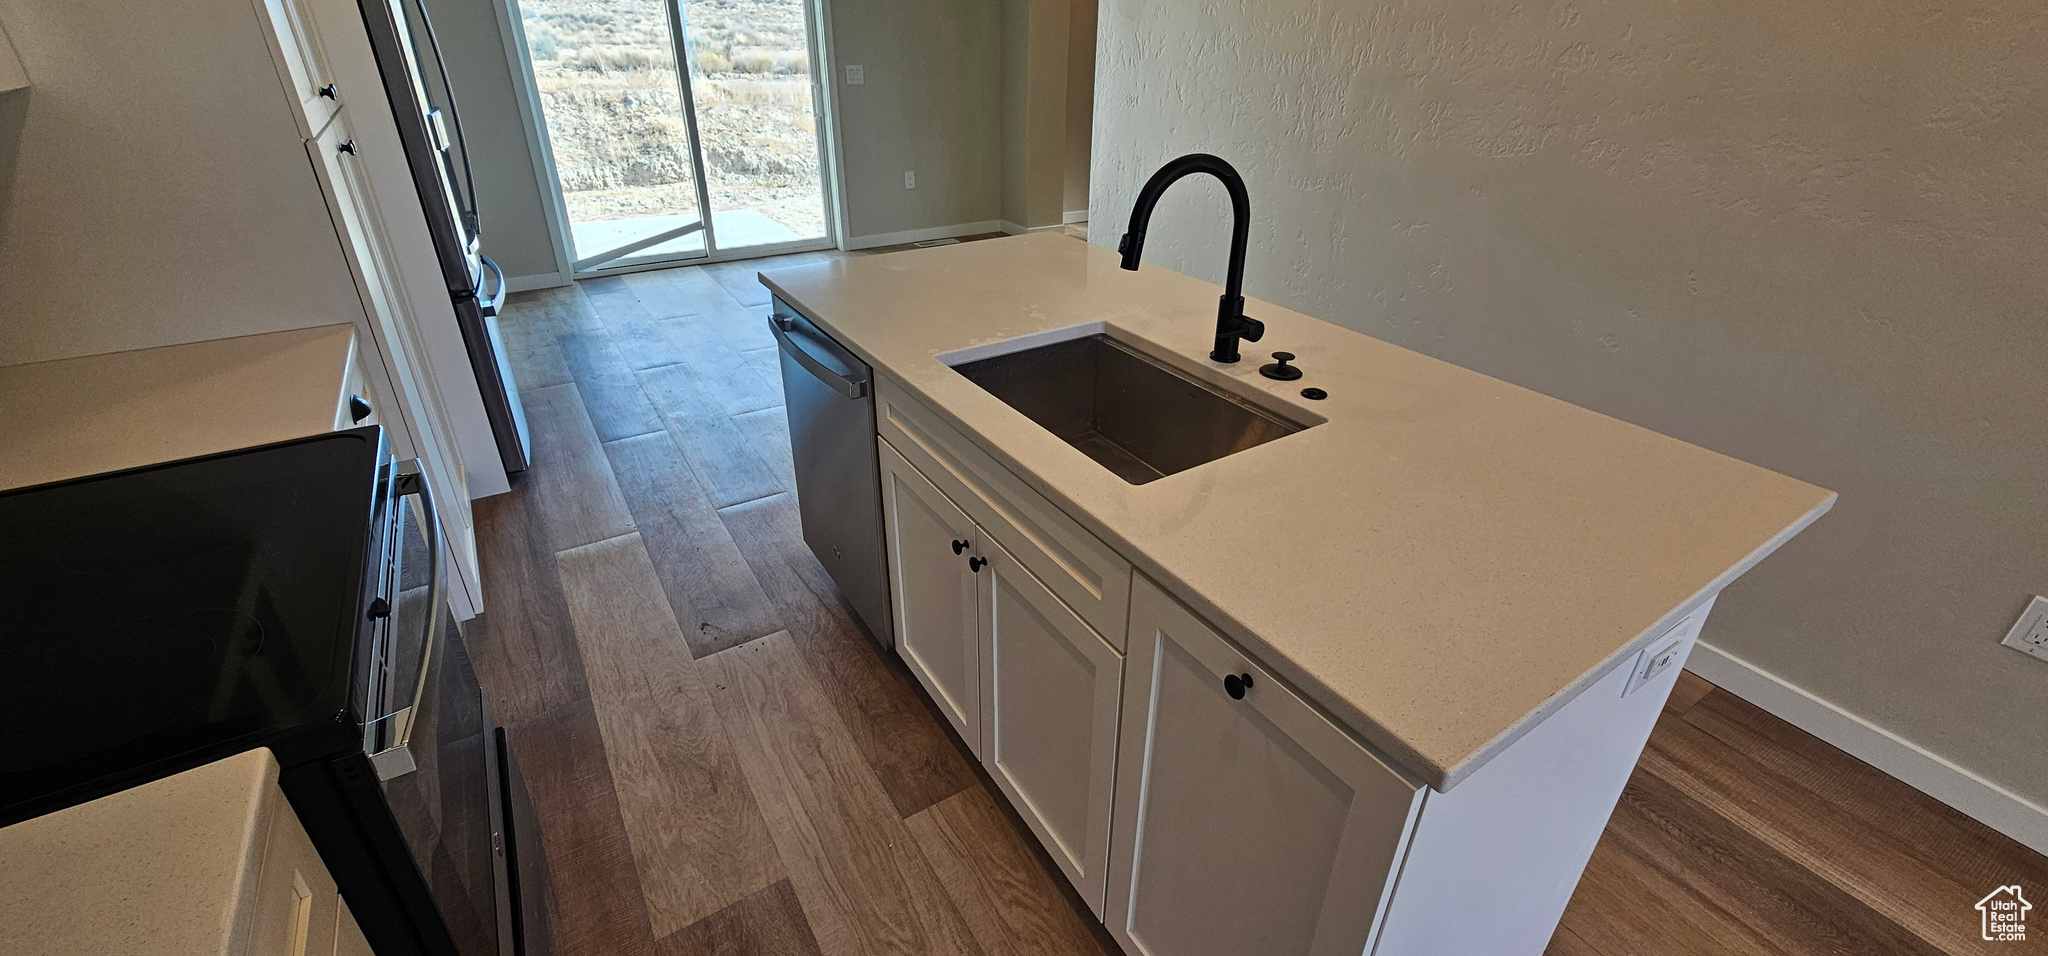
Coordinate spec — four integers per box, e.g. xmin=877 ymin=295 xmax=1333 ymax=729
xmin=1224 ymin=672 xmax=1254 ymax=700
xmin=968 ymin=556 xmax=987 ymax=573
xmin=952 ymin=539 xmax=969 ymax=554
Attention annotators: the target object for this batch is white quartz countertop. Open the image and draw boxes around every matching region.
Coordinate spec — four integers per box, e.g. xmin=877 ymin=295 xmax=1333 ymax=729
xmin=0 ymin=749 xmax=280 ymax=954
xmin=0 ymin=324 xmax=357 ymax=491
xmin=761 ymin=232 xmax=1834 ymax=790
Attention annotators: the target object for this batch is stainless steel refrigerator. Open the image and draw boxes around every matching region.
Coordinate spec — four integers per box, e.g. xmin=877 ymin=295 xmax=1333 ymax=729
xmin=358 ymin=0 xmax=533 ymax=473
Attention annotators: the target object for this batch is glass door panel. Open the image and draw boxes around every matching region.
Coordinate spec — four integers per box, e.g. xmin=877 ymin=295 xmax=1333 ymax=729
xmin=677 ymin=0 xmax=830 ymax=250
xmin=518 ymin=0 xmax=709 ymax=268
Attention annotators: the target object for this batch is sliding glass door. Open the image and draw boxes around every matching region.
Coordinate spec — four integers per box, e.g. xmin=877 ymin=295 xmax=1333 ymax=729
xmin=516 ymin=0 xmax=830 ymax=271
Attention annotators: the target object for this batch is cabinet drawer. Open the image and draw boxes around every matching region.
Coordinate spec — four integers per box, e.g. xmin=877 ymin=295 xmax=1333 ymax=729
xmin=248 ymin=784 xmax=340 ymax=956
xmin=254 ymin=0 xmax=344 ymax=137
xmin=877 ymin=377 xmax=1133 ymax=649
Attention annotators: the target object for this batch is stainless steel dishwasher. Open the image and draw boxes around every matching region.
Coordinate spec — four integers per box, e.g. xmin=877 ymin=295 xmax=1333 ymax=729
xmin=768 ymin=297 xmax=893 ymax=646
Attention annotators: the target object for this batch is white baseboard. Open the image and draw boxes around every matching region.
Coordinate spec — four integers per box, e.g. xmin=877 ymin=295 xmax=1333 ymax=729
xmin=999 ymin=219 xmax=1068 ymax=236
xmin=1063 ymin=209 xmax=1088 ymax=224
xmin=1688 ymin=640 xmax=2048 ymax=856
xmin=504 ymin=271 xmax=570 ymax=293
xmin=843 ymin=220 xmax=1002 ymax=251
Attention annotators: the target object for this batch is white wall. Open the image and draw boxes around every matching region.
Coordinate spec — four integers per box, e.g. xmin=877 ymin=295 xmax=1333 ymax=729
xmin=1091 ymin=0 xmax=2048 ymax=823
xmin=997 ymin=0 xmax=1067 ymax=231
xmin=829 ymin=0 xmax=1002 ymax=242
xmin=1059 ymin=0 xmax=1094 ymax=219
xmin=0 ymin=0 xmax=365 ymax=365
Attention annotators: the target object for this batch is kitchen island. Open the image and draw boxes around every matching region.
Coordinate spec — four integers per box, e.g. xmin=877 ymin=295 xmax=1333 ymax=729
xmin=762 ymin=232 xmax=1833 ymax=956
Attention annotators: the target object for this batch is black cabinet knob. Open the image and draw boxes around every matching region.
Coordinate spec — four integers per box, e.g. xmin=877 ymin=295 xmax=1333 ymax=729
xmin=367 ymin=596 xmax=392 ymax=619
xmin=1259 ymin=352 xmax=1302 ymax=381
xmin=348 ymin=394 xmax=372 ymax=423
xmin=968 ymin=556 xmax=987 ymax=572
xmin=1224 ymin=672 xmax=1254 ymax=699
xmin=338 ymin=139 xmax=358 ymax=155
xmin=318 ymin=83 xmax=340 ymax=99
xmin=952 ymin=539 xmax=970 ymax=555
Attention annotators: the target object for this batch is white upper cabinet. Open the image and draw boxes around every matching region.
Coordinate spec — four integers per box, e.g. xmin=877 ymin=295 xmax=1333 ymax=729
xmin=881 ymin=440 xmax=985 ymax=752
xmin=252 ymin=0 xmax=343 ymax=136
xmin=977 ymin=532 xmax=1124 ymax=916
xmin=1106 ymin=575 xmax=1424 ymax=956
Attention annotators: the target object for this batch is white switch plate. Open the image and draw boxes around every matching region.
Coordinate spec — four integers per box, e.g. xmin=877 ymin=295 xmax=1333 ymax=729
xmin=903 ymin=170 xmax=915 ymax=189
xmin=2000 ymin=595 xmax=2048 ymax=664
xmin=845 ymin=64 xmax=864 ymax=85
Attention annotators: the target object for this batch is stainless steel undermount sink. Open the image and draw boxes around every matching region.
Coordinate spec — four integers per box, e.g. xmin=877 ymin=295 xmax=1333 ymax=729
xmin=949 ymin=333 xmax=1313 ymax=484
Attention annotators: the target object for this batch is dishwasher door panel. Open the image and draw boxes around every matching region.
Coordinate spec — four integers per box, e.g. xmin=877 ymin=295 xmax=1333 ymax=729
xmin=772 ymin=301 xmax=893 ymax=645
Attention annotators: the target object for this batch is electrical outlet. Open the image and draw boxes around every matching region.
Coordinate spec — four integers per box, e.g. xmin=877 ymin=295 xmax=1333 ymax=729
xmin=2000 ymin=595 xmax=2048 ymax=664
xmin=845 ymin=64 xmax=864 ymax=85
xmin=904 ymin=170 xmax=916 ymax=189
xmin=1623 ymin=638 xmax=1685 ymax=697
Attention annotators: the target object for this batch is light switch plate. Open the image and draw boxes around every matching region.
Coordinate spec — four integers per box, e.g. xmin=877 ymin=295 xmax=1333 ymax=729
xmin=2000 ymin=595 xmax=2048 ymax=664
xmin=1623 ymin=639 xmax=1685 ymax=698
xmin=845 ymin=64 xmax=864 ymax=85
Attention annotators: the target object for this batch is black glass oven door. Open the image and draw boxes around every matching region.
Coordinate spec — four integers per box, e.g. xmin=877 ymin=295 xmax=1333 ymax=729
xmin=372 ymin=463 xmax=506 ymax=956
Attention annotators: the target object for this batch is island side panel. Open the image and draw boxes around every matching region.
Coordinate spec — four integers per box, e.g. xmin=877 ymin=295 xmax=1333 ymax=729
xmin=1370 ymin=597 xmax=1715 ymax=956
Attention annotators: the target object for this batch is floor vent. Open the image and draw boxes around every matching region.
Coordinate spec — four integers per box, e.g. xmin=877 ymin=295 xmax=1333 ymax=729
xmin=912 ymin=238 xmax=961 ymax=247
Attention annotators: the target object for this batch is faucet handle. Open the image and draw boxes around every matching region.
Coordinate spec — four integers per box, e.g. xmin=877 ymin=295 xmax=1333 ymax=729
xmin=1260 ymin=351 xmax=1303 ymax=381
xmin=1237 ymin=314 xmax=1265 ymax=342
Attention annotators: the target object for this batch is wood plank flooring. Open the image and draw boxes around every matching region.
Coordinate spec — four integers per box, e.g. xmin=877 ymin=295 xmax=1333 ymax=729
xmin=1550 ymin=671 xmax=2048 ymax=955
xmin=469 ymin=236 xmax=2046 ymax=956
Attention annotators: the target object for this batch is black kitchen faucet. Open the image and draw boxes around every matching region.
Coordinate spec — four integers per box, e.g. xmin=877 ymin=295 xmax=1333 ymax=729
xmin=1116 ymin=153 xmax=1265 ymax=363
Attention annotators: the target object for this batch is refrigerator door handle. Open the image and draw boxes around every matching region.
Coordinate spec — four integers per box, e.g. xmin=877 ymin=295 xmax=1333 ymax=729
xmin=479 ymin=255 xmax=508 ymax=316
xmin=409 ymin=0 xmax=479 ymax=234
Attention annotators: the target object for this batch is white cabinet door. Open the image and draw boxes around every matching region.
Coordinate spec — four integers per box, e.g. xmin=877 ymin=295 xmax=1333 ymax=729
xmin=1106 ymin=575 xmax=1424 ymax=956
xmin=881 ymin=440 xmax=984 ymax=752
xmin=253 ymin=0 xmax=343 ymax=136
xmin=977 ymin=533 xmax=1123 ymax=916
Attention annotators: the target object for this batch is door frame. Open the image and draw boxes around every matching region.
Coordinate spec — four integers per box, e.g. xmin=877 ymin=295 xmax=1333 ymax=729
xmin=489 ymin=0 xmax=843 ymax=287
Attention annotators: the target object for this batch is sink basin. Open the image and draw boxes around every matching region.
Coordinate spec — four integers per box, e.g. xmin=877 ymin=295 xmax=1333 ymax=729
xmin=950 ymin=333 xmax=1312 ymax=484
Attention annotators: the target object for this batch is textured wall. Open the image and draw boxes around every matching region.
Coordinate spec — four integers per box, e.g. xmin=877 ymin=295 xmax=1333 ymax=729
xmin=1091 ymin=0 xmax=2048 ymax=807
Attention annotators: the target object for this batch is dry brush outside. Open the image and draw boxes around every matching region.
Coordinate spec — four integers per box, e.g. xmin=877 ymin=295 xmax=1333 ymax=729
xmin=521 ymin=0 xmax=826 ymax=242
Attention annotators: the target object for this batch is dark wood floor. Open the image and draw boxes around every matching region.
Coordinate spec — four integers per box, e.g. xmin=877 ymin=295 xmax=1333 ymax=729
xmin=469 ymin=235 xmax=2046 ymax=956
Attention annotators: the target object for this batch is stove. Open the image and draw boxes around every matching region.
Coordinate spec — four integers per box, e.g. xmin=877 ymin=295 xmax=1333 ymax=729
xmin=0 ymin=429 xmax=550 ymax=956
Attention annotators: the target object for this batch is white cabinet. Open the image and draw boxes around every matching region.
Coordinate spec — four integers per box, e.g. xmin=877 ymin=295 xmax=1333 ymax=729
xmin=881 ymin=440 xmax=984 ymax=750
xmin=1105 ymin=575 xmax=1423 ymax=956
xmin=977 ymin=533 xmax=1123 ymax=915
xmin=880 ymin=436 xmax=1127 ymax=913
xmin=249 ymin=790 xmax=341 ymax=956
xmin=252 ymin=0 xmax=343 ymax=136
xmin=877 ymin=378 xmax=1133 ymax=648
xmin=868 ymin=365 xmax=1705 ymax=956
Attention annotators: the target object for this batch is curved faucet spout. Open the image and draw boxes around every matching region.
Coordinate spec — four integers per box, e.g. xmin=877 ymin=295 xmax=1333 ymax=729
xmin=1116 ymin=153 xmax=1264 ymax=363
